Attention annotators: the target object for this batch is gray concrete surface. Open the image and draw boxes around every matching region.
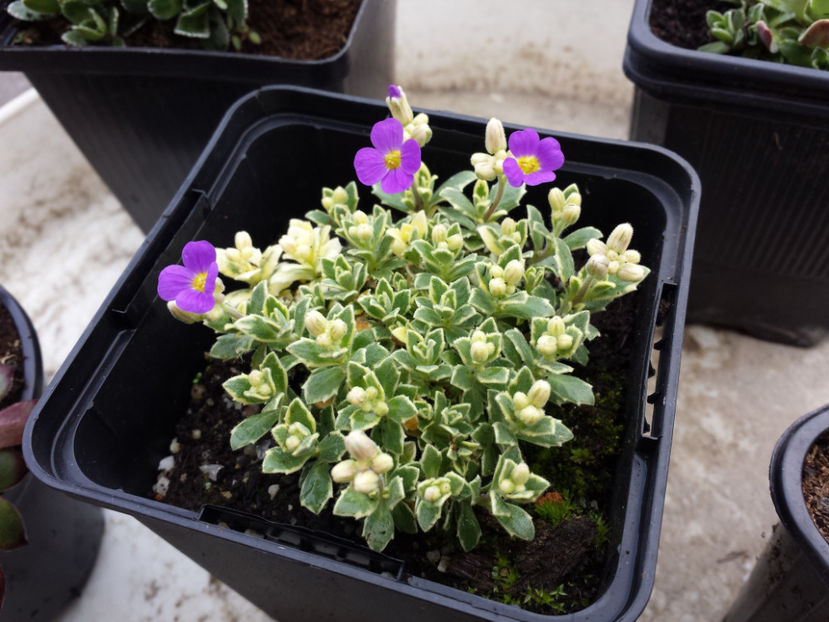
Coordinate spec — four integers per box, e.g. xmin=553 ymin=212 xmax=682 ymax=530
xmin=1 ymin=1 xmax=827 ymax=620
xmin=0 ymin=72 xmax=29 ymax=107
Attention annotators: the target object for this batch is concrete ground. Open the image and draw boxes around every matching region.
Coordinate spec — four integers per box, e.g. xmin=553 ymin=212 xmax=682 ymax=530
xmin=0 ymin=1 xmax=827 ymax=620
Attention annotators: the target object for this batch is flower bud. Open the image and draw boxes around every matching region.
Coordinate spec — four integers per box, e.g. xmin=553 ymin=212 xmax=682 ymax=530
xmin=374 ymin=401 xmax=389 ymax=416
xmin=518 ymin=406 xmax=544 ymax=426
xmin=248 ymin=370 xmax=264 ymax=386
xmin=485 ymin=118 xmax=507 ymax=154
xmin=316 ymin=333 xmax=333 ymax=347
xmin=411 ymin=211 xmax=428 ymax=238
xmin=386 ymin=84 xmax=413 ymax=125
xmin=353 ymin=469 xmax=380 ymax=494
xmin=501 ymin=217 xmax=517 ymax=236
xmin=411 ymin=123 xmax=432 ymax=147
xmin=235 ymin=231 xmax=253 ymax=250
xmin=305 ymin=310 xmax=327 ymax=336
xmin=371 ymin=452 xmax=394 ymax=474
xmin=279 ymin=237 xmax=297 ymax=256
xmin=321 ymin=196 xmax=334 ymax=210
xmin=607 ymin=223 xmax=633 ymax=254
xmin=499 ymin=479 xmax=515 ymax=494
xmin=490 ymin=265 xmax=504 ymax=279
xmin=329 ymin=319 xmax=347 ymax=341
xmin=285 ymin=435 xmax=301 ymax=452
xmin=354 ymin=223 xmax=373 ymax=242
xmin=353 ymin=211 xmax=369 ymax=225
xmin=562 ymin=204 xmax=581 ymax=226
xmin=513 ymin=391 xmax=530 ymax=410
xmin=331 ymin=460 xmax=357 ymax=483
xmin=471 ymin=330 xmax=487 ymax=343
xmin=440 ymin=481 xmax=452 ymax=495
xmin=566 ymin=192 xmax=582 ymax=206
xmin=557 ymin=334 xmax=574 ymax=351
xmin=431 ymin=224 xmax=448 ymax=245
xmin=512 ymin=462 xmax=530 ymax=486
xmin=347 ymin=386 xmax=367 ymax=406
xmin=586 ymin=254 xmax=610 ymax=280
xmin=471 ymin=340 xmax=490 ymax=364
xmin=471 ymin=153 xmax=497 ymax=181
xmin=447 ymin=234 xmax=463 ymax=251
xmin=332 ymin=186 xmax=348 ymax=204
xmin=295 ymin=243 xmax=312 ymax=262
xmin=423 ymin=485 xmax=441 ymax=503
xmin=618 ymin=263 xmax=646 ymax=282
xmin=547 ymin=316 xmax=565 ymax=336
xmin=365 ymin=387 xmax=378 ymax=401
xmin=489 ymin=277 xmax=507 ymax=297
xmin=548 ymin=188 xmax=566 ymax=212
xmin=586 ymin=238 xmax=607 ymax=257
xmin=504 ymin=260 xmax=524 ymax=286
xmin=528 ymin=380 xmax=551 ymax=408
xmin=536 ymin=335 xmax=558 ymax=356
xmin=345 ymin=429 xmax=378 ymax=463
xmin=167 ymin=301 xmax=202 ymax=324
xmin=623 ymin=249 xmax=641 ymax=264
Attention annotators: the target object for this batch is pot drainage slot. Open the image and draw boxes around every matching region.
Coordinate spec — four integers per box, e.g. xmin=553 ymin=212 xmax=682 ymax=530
xmin=200 ymin=505 xmax=405 ymax=579
xmin=643 ymin=283 xmax=677 ymax=439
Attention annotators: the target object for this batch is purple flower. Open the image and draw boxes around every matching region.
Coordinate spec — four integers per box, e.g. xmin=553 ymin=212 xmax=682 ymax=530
xmin=388 ymin=84 xmax=402 ymax=99
xmin=502 ymin=128 xmax=564 ymax=188
xmin=353 ymin=118 xmax=421 ymax=194
xmin=157 ymin=241 xmax=218 ymax=313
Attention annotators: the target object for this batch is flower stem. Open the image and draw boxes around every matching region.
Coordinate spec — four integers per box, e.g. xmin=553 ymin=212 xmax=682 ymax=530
xmin=411 ymin=184 xmax=426 ymax=214
xmin=222 ymin=302 xmax=243 ymax=319
xmin=483 ymin=176 xmax=506 ymax=222
xmin=569 ymin=274 xmax=594 ymax=308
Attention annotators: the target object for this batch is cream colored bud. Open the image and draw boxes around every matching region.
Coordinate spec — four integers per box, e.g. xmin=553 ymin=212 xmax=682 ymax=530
xmin=536 ymin=335 xmax=558 ymax=356
xmin=566 ymin=192 xmax=582 ymax=206
xmin=316 ymin=333 xmax=333 ymax=347
xmin=352 ymin=211 xmax=369 ymax=225
xmin=513 ymin=391 xmax=530 ymax=410
xmin=447 ymin=234 xmax=463 ymax=251
xmin=166 ymin=301 xmax=202 ymax=324
xmin=586 ymin=238 xmax=608 ymax=257
xmin=557 ymin=334 xmax=574 ymax=351
xmin=345 ymin=430 xmax=378 ymax=463
xmin=371 ymin=452 xmax=394 ymax=474
xmin=489 ymin=277 xmax=507 ymax=297
xmin=499 ymin=479 xmax=515 ymax=494
xmin=365 ymin=387 xmax=379 ymax=401
xmin=285 ymin=436 xmax=300 ymax=452
xmin=322 ymin=196 xmax=334 ymax=210
xmin=608 ymin=260 xmax=620 ymax=275
xmin=618 ymin=263 xmax=646 ymax=282
xmin=329 ymin=319 xmax=347 ymax=341
xmin=501 ymin=217 xmax=517 ymax=236
xmin=471 ymin=340 xmax=490 ymax=364
xmin=288 ymin=422 xmax=307 ymax=437
xmin=471 ymin=330 xmax=487 ymax=343
xmin=485 ymin=118 xmax=507 ymax=154
xmin=519 ymin=406 xmax=544 ymax=426
xmin=528 ymin=380 xmax=551 ymax=408
xmin=472 ymin=157 xmax=497 ymax=181
xmin=279 ymin=237 xmax=297 ymax=256
xmin=305 ymin=310 xmax=327 ymax=337
xmin=547 ymin=316 xmax=566 ymax=336
xmin=562 ymin=204 xmax=581 ymax=226
xmin=295 ymin=243 xmax=312 ymax=262
xmin=548 ymin=188 xmax=566 ymax=211
xmin=331 ymin=460 xmax=357 ymax=483
xmin=248 ymin=370 xmax=264 ymax=386
xmin=411 ymin=123 xmax=432 ymax=147
xmin=353 ymin=470 xmax=380 ymax=494
xmin=411 ymin=211 xmax=428 ymax=238
xmin=235 ymin=231 xmax=253 ymax=250
xmin=375 ymin=401 xmax=389 ymax=416
xmin=332 ymin=186 xmax=348 ymax=204
xmin=423 ymin=485 xmax=441 ymax=503
xmin=512 ymin=463 xmax=530 ymax=486
xmin=431 ymin=224 xmax=448 ymax=244
xmin=607 ymin=223 xmax=634 ymax=254
xmin=623 ymin=249 xmax=641 ymax=264
xmin=504 ymin=260 xmax=524 ymax=285
xmin=347 ymin=386 xmax=367 ymax=406
xmin=354 ymin=223 xmax=373 ymax=242
xmin=586 ymin=254 xmax=610 ymax=279
xmin=386 ymin=85 xmax=413 ymax=125
xmin=490 ymin=265 xmax=504 ymax=279
xmin=439 ymin=481 xmax=452 ymax=495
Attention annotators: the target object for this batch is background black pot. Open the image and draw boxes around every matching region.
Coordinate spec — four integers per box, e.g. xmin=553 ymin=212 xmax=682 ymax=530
xmin=624 ymin=0 xmax=829 ymax=347
xmin=0 ymin=0 xmax=395 ymax=233
xmin=23 ymin=86 xmax=698 ymax=621
xmin=723 ymin=404 xmax=829 ymax=622
xmin=0 ymin=285 xmax=103 ymax=622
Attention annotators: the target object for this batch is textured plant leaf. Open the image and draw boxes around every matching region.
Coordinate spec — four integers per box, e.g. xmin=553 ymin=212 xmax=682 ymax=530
xmin=0 ymin=400 xmax=36 ymax=449
xmin=21 ymin=0 xmax=58 ymax=15
xmin=7 ymin=1 xmax=51 ymax=20
xmin=148 ymin=0 xmax=182 ymax=20
xmin=362 ymin=503 xmax=394 ymax=551
xmin=0 ymin=497 xmax=26 ymax=550
xmin=303 ymin=366 xmax=345 ymax=405
xmin=299 ymin=460 xmax=333 ymax=514
xmin=333 ymin=487 xmax=378 ymax=519
xmin=229 ymin=408 xmax=280 ymax=450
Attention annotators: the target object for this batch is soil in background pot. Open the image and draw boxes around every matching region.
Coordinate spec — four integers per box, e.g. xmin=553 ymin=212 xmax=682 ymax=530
xmin=152 ymin=293 xmax=642 ymax=615
xmin=6 ymin=0 xmax=361 ymax=59
xmin=803 ymin=431 xmax=829 ymax=544
xmin=650 ymin=0 xmax=736 ymax=49
xmin=0 ymin=298 xmax=25 ymax=410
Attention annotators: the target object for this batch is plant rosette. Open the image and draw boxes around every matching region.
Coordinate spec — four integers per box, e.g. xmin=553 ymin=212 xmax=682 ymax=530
xmin=151 ymin=82 xmax=652 ymax=574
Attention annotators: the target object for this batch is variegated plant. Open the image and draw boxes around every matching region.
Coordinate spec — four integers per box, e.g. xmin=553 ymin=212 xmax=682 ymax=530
xmin=156 ymin=85 xmax=650 ymax=552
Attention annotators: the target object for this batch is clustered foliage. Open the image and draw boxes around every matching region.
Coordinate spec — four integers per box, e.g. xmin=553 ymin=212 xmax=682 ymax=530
xmin=158 ymin=88 xmax=649 ymax=553
xmin=702 ymin=0 xmax=829 ymax=69
xmin=7 ymin=0 xmax=257 ymax=49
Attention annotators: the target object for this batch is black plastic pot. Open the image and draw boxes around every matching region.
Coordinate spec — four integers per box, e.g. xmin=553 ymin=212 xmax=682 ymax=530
xmin=23 ymin=86 xmax=698 ymax=621
xmin=0 ymin=0 xmax=395 ymax=233
xmin=0 ymin=286 xmax=103 ymax=621
xmin=624 ymin=0 xmax=829 ymax=347
xmin=723 ymin=404 xmax=829 ymax=622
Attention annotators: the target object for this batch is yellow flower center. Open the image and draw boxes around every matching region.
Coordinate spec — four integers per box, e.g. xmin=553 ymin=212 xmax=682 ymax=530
xmin=517 ymin=155 xmax=540 ymax=174
xmin=191 ymin=272 xmax=208 ymax=292
xmin=384 ymin=149 xmax=402 ymax=170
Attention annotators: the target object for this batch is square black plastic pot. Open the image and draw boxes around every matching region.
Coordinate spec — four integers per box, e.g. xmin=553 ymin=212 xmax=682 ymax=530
xmin=22 ymin=86 xmax=698 ymax=621
xmin=724 ymin=404 xmax=829 ymax=622
xmin=0 ymin=0 xmax=394 ymax=233
xmin=624 ymin=0 xmax=829 ymax=347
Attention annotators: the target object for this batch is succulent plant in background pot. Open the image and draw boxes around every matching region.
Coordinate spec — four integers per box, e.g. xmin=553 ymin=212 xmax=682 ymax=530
xmin=624 ymin=0 xmax=829 ymax=346
xmin=0 ymin=0 xmax=395 ymax=233
xmin=0 ymin=285 xmax=103 ymax=622
xmin=23 ymin=84 xmax=698 ymax=621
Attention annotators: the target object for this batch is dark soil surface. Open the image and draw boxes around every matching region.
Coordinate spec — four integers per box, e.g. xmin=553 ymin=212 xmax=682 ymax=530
xmin=0 ymin=299 xmax=24 ymax=411
xmin=650 ymin=0 xmax=735 ymax=49
xmin=155 ymin=294 xmax=642 ymax=614
xmin=6 ymin=0 xmax=360 ymax=60
xmin=803 ymin=431 xmax=829 ymax=543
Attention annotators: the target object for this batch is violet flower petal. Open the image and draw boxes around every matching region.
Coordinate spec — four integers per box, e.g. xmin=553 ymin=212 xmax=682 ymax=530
xmin=388 ymin=84 xmax=402 ymax=98
xmin=536 ymin=137 xmax=564 ymax=170
xmin=370 ymin=118 xmax=404 ymax=153
xmin=399 ymin=138 xmax=422 ymax=175
xmin=502 ymin=158 xmax=525 ymax=188
xmin=157 ymin=265 xmax=195 ymax=301
xmin=381 ymin=168 xmax=414 ymax=194
xmin=354 ymin=147 xmax=388 ymax=186
xmin=181 ymin=240 xmax=216 ymax=272
xmin=177 ymin=289 xmax=215 ymax=314
xmin=523 ymin=170 xmax=556 ymax=186
xmin=204 ymin=262 xmax=219 ymax=297
xmin=508 ymin=128 xmax=540 ymax=157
